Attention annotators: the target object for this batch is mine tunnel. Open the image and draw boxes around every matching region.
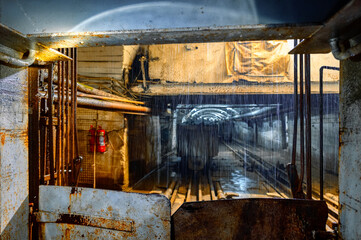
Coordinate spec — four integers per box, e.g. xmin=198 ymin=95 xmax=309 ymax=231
xmin=0 ymin=0 xmax=360 ymax=239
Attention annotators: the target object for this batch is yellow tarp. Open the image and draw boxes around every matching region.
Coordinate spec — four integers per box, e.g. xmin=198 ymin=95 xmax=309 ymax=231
xmin=149 ymin=41 xmax=291 ymax=83
xmin=226 ymin=41 xmax=290 ymax=82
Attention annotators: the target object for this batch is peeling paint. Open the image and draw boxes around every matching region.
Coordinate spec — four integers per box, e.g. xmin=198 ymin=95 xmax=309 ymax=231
xmin=37 ymin=186 xmax=170 ymax=239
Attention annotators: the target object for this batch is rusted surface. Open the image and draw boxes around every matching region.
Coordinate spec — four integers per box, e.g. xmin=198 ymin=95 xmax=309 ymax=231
xmin=172 ymin=198 xmax=328 ymax=240
xmin=47 ymin=64 xmax=55 ymax=184
xmin=37 ymin=186 xmax=171 ymax=239
xmin=76 ymin=96 xmax=151 ymax=113
xmin=28 ymin=24 xmax=321 ymax=48
xmin=77 ymin=92 xmax=144 ymax=105
xmin=0 ymin=65 xmax=29 ymax=239
xmin=131 ymin=82 xmax=340 ymax=96
xmin=36 ymin=212 xmax=134 ymax=232
xmin=290 ymin=0 xmax=361 ymax=54
xmin=77 ymin=82 xmax=143 ymax=104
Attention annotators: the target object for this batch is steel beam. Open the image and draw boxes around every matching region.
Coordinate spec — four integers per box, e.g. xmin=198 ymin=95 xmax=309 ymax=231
xmin=28 ymin=24 xmax=321 ymax=48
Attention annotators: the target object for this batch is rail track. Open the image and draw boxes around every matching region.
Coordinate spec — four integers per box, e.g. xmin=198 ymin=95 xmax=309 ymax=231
xmin=130 ymin=140 xmax=338 ymax=233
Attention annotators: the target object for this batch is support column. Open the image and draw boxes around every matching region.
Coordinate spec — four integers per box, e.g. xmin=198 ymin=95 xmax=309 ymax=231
xmin=339 ymin=59 xmax=361 ymax=239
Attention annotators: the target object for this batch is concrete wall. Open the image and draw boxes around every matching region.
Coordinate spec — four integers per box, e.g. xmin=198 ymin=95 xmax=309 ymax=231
xmin=339 ymin=59 xmax=361 ymax=239
xmin=0 ymin=65 xmax=29 ymax=239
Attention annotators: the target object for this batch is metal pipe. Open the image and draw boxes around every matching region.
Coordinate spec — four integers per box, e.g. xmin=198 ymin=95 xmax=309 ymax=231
xmin=47 ymin=92 xmax=150 ymax=113
xmin=76 ymin=97 xmax=150 ymax=113
xmin=77 ymin=82 xmax=138 ymax=104
xmin=70 ymin=48 xmax=75 ymax=184
xmin=47 ymin=64 xmax=55 ymax=185
xmin=49 ymin=72 xmax=143 ymax=105
xmin=0 ymin=48 xmax=36 ymax=67
xmin=56 ymin=55 xmax=62 ymax=186
xmin=140 ymin=56 xmax=147 ymax=90
xmin=61 ymin=48 xmax=66 ymax=185
xmin=330 ymin=37 xmax=361 ymax=60
xmin=319 ymin=66 xmax=339 ymax=201
xmin=65 ymin=48 xmax=70 ymax=185
xmin=40 ymin=99 xmax=46 ymax=185
xmin=292 ymin=39 xmax=298 ymax=166
xmin=77 ymin=92 xmax=144 ymax=105
xmin=305 ymin=54 xmax=312 ymax=199
xmin=73 ymin=48 xmax=82 ymax=186
xmin=298 ymin=54 xmax=305 ymax=194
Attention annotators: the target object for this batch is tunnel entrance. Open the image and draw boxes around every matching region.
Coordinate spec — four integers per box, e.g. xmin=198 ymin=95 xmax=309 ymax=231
xmin=27 ymin=40 xmax=340 ymax=238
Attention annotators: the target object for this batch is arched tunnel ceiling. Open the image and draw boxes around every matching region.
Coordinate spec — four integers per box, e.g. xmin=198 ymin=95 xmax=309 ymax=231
xmin=0 ymin=0 xmax=349 ymax=34
xmin=180 ymin=104 xmax=279 ymax=125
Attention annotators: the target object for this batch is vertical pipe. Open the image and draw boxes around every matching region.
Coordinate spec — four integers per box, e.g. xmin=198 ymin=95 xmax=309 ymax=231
xmin=74 ymin=48 xmax=79 ymax=158
xmin=299 ymin=54 xmax=305 ymax=193
xmin=291 ymin=39 xmax=298 ymax=166
xmin=318 ymin=66 xmax=339 ymax=200
xmin=123 ymin=118 xmax=129 ymax=189
xmin=70 ymin=48 xmax=75 ymax=184
xmin=65 ymin=48 xmax=70 ymax=185
xmin=40 ymin=98 xmax=46 ymax=185
xmin=73 ymin=48 xmax=81 ymax=186
xmin=56 ymin=54 xmax=62 ymax=185
xmin=61 ymin=48 xmax=65 ymax=185
xmin=305 ymin=54 xmax=312 ymax=199
xmin=47 ymin=64 xmax=55 ymax=185
xmin=319 ymin=67 xmax=324 ymax=201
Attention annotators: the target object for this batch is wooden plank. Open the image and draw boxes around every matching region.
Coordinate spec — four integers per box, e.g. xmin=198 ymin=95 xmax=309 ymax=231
xmin=78 ymin=67 xmax=123 ymax=74
xmin=77 ymin=73 xmax=123 ymax=79
xmin=78 ymin=55 xmax=123 ymax=62
xmin=78 ymin=46 xmax=123 ymax=54
xmin=78 ymin=61 xmax=123 ymax=69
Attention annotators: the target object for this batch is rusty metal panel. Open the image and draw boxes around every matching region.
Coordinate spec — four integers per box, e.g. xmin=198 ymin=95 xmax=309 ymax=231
xmin=0 ymin=66 xmax=29 ymax=239
xmin=37 ymin=186 xmax=171 ymax=239
xmin=172 ymin=198 xmax=328 ymax=240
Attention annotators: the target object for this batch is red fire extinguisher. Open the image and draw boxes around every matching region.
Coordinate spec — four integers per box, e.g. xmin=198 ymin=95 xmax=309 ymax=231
xmin=89 ymin=125 xmax=96 ymax=152
xmin=96 ymin=126 xmax=106 ymax=153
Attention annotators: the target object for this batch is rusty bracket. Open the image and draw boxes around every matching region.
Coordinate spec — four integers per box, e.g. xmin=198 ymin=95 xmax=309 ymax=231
xmin=290 ymin=0 xmax=361 ymax=54
xmin=35 ymin=212 xmax=134 ymax=232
